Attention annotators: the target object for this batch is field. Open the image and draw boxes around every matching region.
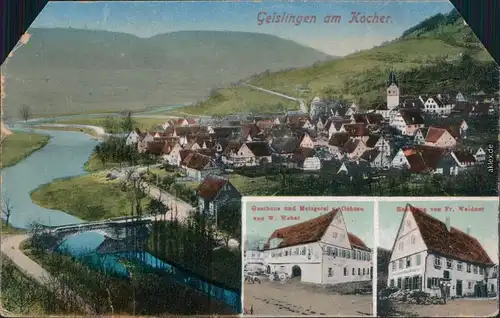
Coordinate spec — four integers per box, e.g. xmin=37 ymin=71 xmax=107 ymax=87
xmin=1 ymin=132 xmax=50 ymax=168
xmin=173 ymin=86 xmax=298 ymax=116
xmin=83 ymin=152 xmax=125 ymax=172
xmin=0 ymin=222 xmax=25 ymax=235
xmin=33 ymin=125 xmax=99 ymax=137
xmin=228 ymin=174 xmax=281 ymax=196
xmin=30 ymin=173 xmax=150 ymax=221
xmin=173 ymin=14 xmax=495 ymax=116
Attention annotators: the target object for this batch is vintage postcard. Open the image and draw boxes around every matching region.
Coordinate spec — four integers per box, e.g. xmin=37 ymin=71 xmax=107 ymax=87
xmin=242 ymin=197 xmax=374 ymax=316
xmin=376 ymin=198 xmax=499 ymax=317
xmin=0 ymin=0 xmax=498 ymax=317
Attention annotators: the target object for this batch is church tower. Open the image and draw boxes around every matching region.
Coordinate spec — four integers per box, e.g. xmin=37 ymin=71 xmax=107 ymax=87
xmin=386 ymin=71 xmax=400 ymax=110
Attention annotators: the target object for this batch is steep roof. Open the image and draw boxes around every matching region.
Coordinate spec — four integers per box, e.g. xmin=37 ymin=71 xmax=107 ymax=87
xmin=400 ymin=110 xmax=425 ymax=125
xmin=241 ymin=123 xmax=261 ymax=139
xmin=348 ymin=233 xmax=370 ymax=251
xmin=452 ymin=150 xmax=476 ymax=164
xmin=271 ymin=137 xmax=300 ymax=154
xmin=328 ymin=132 xmax=350 ymax=147
xmin=342 ymin=138 xmax=361 ymax=154
xmin=364 ymin=135 xmax=381 ymax=148
xmin=183 ymin=152 xmax=213 ymax=170
xmin=425 ymin=127 xmax=447 ymax=143
xmin=222 ymin=140 xmax=242 ymax=155
xmin=407 ymin=204 xmax=494 ymax=265
xmin=197 ymin=176 xmax=228 ymax=201
xmin=344 ymin=123 xmax=369 ymax=137
xmin=265 ymin=209 xmax=339 ymax=249
xmin=360 ymin=149 xmax=381 ymax=163
xmin=245 ymin=142 xmax=272 ymax=156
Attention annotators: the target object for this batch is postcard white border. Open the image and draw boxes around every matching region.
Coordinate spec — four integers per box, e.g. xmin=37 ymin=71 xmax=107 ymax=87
xmin=241 ymin=196 xmax=497 ymax=317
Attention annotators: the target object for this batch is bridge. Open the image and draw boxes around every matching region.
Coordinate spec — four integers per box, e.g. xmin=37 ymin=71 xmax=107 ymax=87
xmin=38 ymin=215 xmax=164 ymax=251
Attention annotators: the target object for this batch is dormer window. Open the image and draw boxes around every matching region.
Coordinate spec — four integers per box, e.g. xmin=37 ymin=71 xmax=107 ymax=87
xmin=457 ymin=262 xmax=463 ymax=271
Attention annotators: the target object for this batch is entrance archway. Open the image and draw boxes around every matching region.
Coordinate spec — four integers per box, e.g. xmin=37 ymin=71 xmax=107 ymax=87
xmin=291 ymin=265 xmax=302 ymax=277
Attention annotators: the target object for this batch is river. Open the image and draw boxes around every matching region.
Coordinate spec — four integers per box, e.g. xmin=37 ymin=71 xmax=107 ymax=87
xmin=1 ymin=125 xmax=241 ymax=313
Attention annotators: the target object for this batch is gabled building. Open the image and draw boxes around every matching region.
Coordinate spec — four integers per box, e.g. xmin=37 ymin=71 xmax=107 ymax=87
xmin=337 ymin=160 xmax=372 ymax=179
xmin=162 ymin=141 xmax=184 ymax=166
xmin=342 ymin=138 xmax=368 ymax=160
xmin=420 ymin=95 xmax=454 ymax=115
xmin=364 ymin=135 xmax=391 ymax=157
xmin=262 ymin=209 xmax=372 ymax=285
xmin=233 ymin=142 xmax=272 ymax=167
xmin=292 ymin=147 xmax=321 ymax=171
xmin=387 ymin=204 xmax=496 ymax=298
xmin=389 ymin=109 xmax=425 ymax=136
xmin=343 ymin=123 xmax=370 ymax=139
xmin=125 ymin=129 xmax=141 ymax=146
xmin=181 ymin=152 xmax=222 ymax=182
xmin=241 ymin=123 xmax=262 ymax=142
xmin=360 ymin=149 xmax=391 ymax=169
xmin=424 ymin=127 xmax=457 ymax=149
xmin=197 ymin=176 xmax=241 ymax=217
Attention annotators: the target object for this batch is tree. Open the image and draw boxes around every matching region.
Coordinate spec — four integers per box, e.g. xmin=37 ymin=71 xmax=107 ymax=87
xmin=120 ymin=111 xmax=135 ymax=133
xmin=217 ymin=201 xmax=241 ymax=247
xmin=2 ymin=194 xmax=13 ymax=227
xmin=101 ymin=116 xmax=117 ymax=133
xmin=19 ymin=105 xmax=31 ymax=122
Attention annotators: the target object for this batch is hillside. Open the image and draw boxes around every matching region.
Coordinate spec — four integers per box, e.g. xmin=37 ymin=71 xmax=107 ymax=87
xmin=180 ymin=9 xmax=497 ymax=116
xmin=2 ymin=28 xmax=330 ymax=118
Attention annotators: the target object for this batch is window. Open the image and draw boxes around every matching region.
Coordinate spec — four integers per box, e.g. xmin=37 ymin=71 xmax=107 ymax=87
xmin=344 ymin=268 xmax=348 ymax=276
xmin=352 ymin=268 xmax=355 ymax=275
xmin=347 ymin=250 xmax=351 ymax=259
xmin=357 ymin=251 xmax=361 ymax=259
xmin=352 ymin=251 xmax=357 ymax=260
xmin=327 ymin=247 xmax=332 ymax=255
xmin=342 ymin=249 xmax=346 ymax=258
xmin=467 ymin=264 xmax=471 ymax=273
xmin=294 ymin=248 xmax=299 ymax=255
xmin=411 ymin=235 xmax=416 ymax=244
xmin=446 ymin=259 xmax=452 ymax=269
xmin=480 ymin=267 xmax=484 ymax=275
xmin=406 ymin=257 xmax=411 ymax=268
xmin=358 ymin=268 xmax=361 ymax=275
xmin=390 ymin=279 xmax=395 ymax=287
xmin=301 ymin=247 xmax=306 ymax=255
xmin=399 ymin=259 xmax=404 ymax=269
xmin=468 ymin=282 xmax=472 ymax=289
xmin=328 ymin=268 xmax=333 ymax=277
xmin=397 ymin=278 xmax=402 ymax=288
xmin=416 ymin=254 xmax=421 ymax=266
xmin=362 ymin=268 xmax=366 ymax=275
xmin=473 ymin=265 xmax=478 ymax=274
xmin=434 ymin=256 xmax=441 ymax=267
xmin=333 ymin=248 xmax=338 ymax=256
xmin=392 ymin=262 xmax=396 ymax=271
xmin=404 ymin=277 xmax=410 ymax=289
xmin=332 ymin=232 xmax=338 ymax=238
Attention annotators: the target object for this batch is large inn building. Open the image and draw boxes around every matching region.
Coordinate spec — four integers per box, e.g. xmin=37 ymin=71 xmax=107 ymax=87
xmin=387 ymin=204 xmax=498 ymax=297
xmin=257 ymin=208 xmax=372 ymax=285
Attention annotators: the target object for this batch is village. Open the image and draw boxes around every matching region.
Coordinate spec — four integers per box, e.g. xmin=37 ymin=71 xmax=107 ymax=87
xmin=122 ymin=71 xmax=497 ymax=202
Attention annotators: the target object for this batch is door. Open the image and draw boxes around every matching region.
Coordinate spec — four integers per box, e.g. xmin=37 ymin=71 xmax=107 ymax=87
xmin=456 ymin=280 xmax=462 ymax=296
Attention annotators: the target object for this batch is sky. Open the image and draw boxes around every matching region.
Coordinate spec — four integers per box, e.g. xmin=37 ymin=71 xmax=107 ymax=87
xmin=31 ymin=1 xmax=456 ymax=56
xmin=378 ymin=200 xmax=499 ymax=263
xmin=244 ymin=199 xmax=374 ymax=248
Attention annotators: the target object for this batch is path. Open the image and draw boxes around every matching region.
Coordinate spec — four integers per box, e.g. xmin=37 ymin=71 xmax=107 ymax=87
xmin=34 ymin=123 xmax=106 ymax=137
xmin=1 ymin=235 xmax=94 ymax=315
xmin=243 ymin=82 xmax=308 ymax=114
xmin=245 ymin=280 xmax=372 ymax=316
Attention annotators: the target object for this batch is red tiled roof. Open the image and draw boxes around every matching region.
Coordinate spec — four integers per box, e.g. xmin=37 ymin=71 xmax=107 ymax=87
xmin=197 ymin=177 xmax=228 ymax=201
xmin=183 ymin=152 xmax=213 ymax=170
xmin=242 ymin=124 xmax=261 ymax=139
xmin=425 ymin=127 xmax=447 ymax=143
xmin=348 ymin=233 xmax=370 ymax=251
xmin=145 ymin=141 xmax=166 ymax=155
xmin=245 ymin=142 xmax=272 ymax=157
xmin=265 ymin=209 xmax=340 ymax=249
xmin=407 ymin=204 xmax=494 ymax=265
xmin=406 ymin=152 xmax=431 ymax=173
xmin=452 ymin=150 xmax=476 ymax=164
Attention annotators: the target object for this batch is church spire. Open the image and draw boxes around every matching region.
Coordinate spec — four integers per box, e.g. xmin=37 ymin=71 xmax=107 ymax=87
xmin=389 ymin=71 xmax=398 ymax=86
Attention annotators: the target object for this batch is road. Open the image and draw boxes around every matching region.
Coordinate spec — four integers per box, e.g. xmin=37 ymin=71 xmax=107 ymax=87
xmin=1 ymin=235 xmax=94 ymax=315
xmin=33 ymin=123 xmax=106 ymax=137
xmin=243 ymin=82 xmax=308 ymax=114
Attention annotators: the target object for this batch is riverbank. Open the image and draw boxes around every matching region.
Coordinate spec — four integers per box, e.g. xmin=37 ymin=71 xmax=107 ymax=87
xmin=33 ymin=125 xmax=99 ymax=138
xmin=1 ymin=256 xmax=77 ymax=316
xmin=53 ymin=117 xmax=168 ymax=133
xmin=29 ymin=173 xmax=149 ymax=221
xmin=1 ymin=132 xmax=50 ymax=168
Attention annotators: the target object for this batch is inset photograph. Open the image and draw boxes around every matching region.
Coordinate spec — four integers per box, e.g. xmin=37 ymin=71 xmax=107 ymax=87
xmin=243 ymin=197 xmax=374 ymax=316
xmin=377 ymin=199 xmax=499 ymax=317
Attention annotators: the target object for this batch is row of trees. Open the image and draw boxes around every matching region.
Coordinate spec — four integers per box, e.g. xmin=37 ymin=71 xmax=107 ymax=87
xmin=100 ymin=111 xmax=136 ymax=134
xmin=93 ymin=136 xmax=155 ymax=168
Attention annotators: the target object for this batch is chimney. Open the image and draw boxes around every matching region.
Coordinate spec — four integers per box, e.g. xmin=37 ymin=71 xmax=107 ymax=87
xmin=445 ymin=216 xmax=451 ymax=232
xmin=466 ymin=226 xmax=471 ymax=235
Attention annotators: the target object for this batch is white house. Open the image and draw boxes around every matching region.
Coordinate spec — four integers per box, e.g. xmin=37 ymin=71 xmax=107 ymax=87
xmin=292 ymin=147 xmax=321 ymax=171
xmin=299 ymin=132 xmax=314 ymax=149
xmin=233 ymin=142 xmax=272 ymax=167
xmin=125 ymin=130 xmax=141 ymax=146
xmin=473 ymin=147 xmax=486 ymax=162
xmin=387 ymin=204 xmax=496 ymax=298
xmin=162 ymin=142 xmax=184 ymax=166
xmin=389 ymin=110 xmax=425 ymax=136
xmin=419 ymin=95 xmax=454 ymax=115
xmin=391 ymin=149 xmax=411 ymax=169
xmin=360 ymin=149 xmax=391 ymax=169
xmin=181 ymin=152 xmax=221 ymax=182
xmin=262 ymin=209 xmax=372 ymax=285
